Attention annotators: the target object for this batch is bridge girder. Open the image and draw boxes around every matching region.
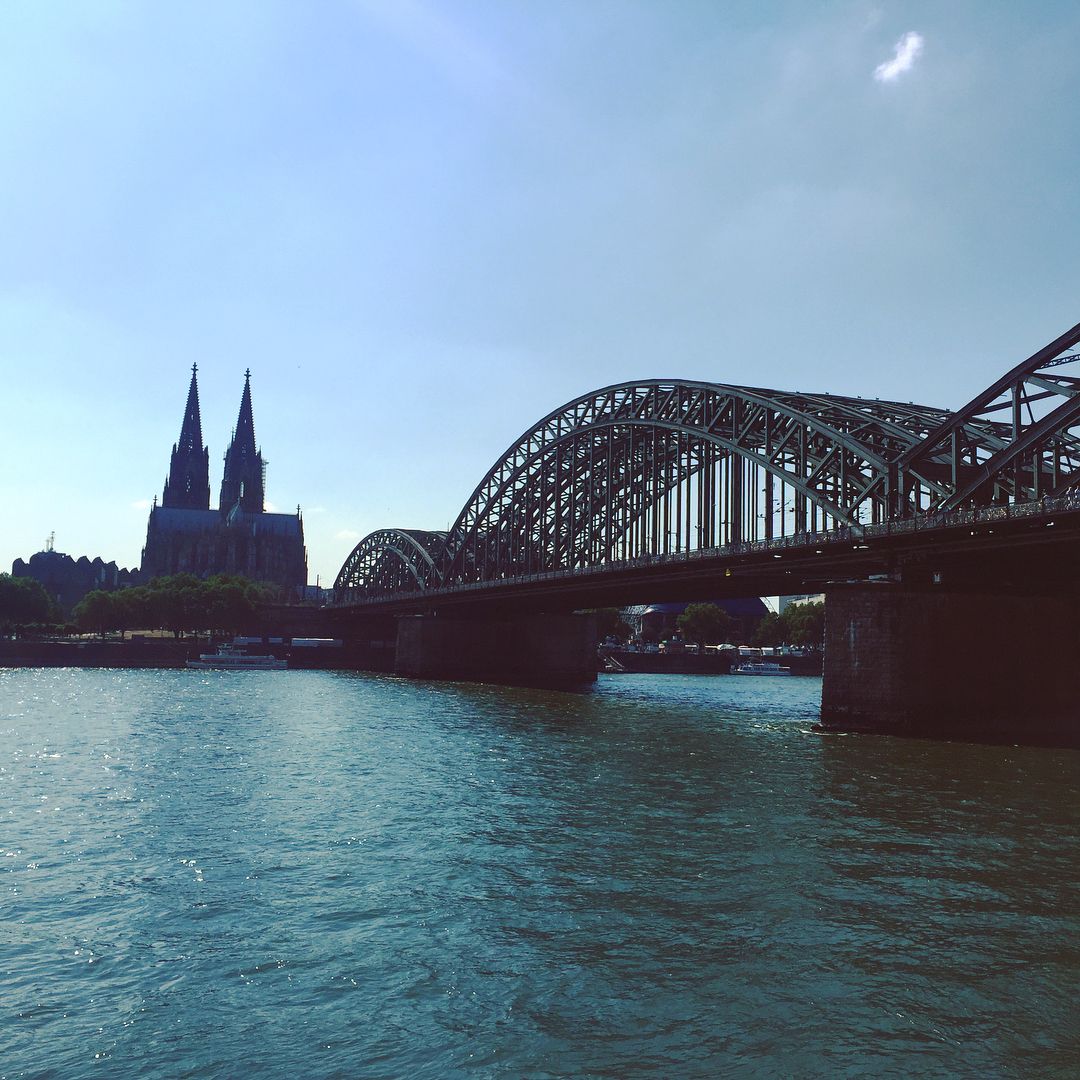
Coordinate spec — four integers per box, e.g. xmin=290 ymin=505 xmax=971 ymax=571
xmin=336 ymin=324 xmax=1080 ymax=603
xmin=335 ymin=382 xmax=1001 ymax=602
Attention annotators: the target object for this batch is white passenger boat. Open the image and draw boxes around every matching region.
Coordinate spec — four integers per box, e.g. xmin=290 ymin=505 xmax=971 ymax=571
xmin=733 ymin=661 xmax=792 ymax=676
xmin=186 ymin=642 xmax=287 ymax=670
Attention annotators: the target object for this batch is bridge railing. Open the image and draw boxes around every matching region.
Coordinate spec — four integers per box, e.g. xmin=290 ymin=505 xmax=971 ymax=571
xmin=334 ymin=492 xmax=1080 ymax=607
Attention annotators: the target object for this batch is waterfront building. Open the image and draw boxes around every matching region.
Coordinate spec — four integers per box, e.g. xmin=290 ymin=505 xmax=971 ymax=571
xmin=141 ymin=367 xmax=307 ymax=593
xmin=778 ymin=593 xmax=825 ymax=612
xmin=11 ymin=543 xmax=138 ymax=614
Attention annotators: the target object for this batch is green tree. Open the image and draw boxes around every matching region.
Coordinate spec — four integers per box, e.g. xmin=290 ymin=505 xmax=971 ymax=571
xmin=109 ymin=584 xmax=159 ymax=633
xmin=118 ymin=574 xmax=277 ymax=637
xmin=676 ymin=602 xmax=734 ymax=647
xmin=73 ymin=590 xmax=119 ymax=637
xmin=112 ymin=588 xmax=154 ymax=638
xmin=0 ymin=574 xmax=57 ymax=633
xmin=171 ymin=583 xmax=206 ymax=637
xmin=782 ymin=601 xmax=825 ymax=648
xmin=204 ymin=578 xmax=257 ymax=635
xmin=590 ymin=607 xmax=633 ymax=644
xmin=138 ymin=574 xmax=200 ymax=637
xmin=118 ymin=586 xmax=152 ymax=631
xmin=752 ymin=611 xmax=784 ymax=647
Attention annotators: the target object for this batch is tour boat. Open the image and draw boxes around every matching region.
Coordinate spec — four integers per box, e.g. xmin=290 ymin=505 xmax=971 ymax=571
xmin=732 ymin=660 xmax=792 ymax=676
xmin=186 ymin=642 xmax=287 ymax=671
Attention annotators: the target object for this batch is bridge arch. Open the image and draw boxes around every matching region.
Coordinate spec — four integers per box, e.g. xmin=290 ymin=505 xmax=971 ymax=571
xmin=334 ymin=528 xmax=447 ymax=596
xmin=335 ymin=383 xmax=1010 ymax=600
xmin=334 ymin=324 xmax=1080 ymax=602
xmin=893 ymin=321 xmax=1080 ymax=513
xmin=435 ymin=381 xmax=1009 ymax=591
xmin=336 ymin=383 xmax=1015 ymax=599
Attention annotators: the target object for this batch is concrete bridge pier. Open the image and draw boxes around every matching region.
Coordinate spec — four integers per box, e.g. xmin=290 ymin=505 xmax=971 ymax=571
xmin=820 ymin=583 xmax=1080 ymax=746
xmin=394 ymin=612 xmax=598 ymax=689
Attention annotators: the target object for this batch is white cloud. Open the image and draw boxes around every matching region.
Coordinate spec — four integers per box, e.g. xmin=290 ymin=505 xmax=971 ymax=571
xmin=874 ymin=31 xmax=924 ymax=82
xmin=335 ymin=529 xmax=362 ymax=541
xmin=131 ymin=498 xmax=152 ymax=510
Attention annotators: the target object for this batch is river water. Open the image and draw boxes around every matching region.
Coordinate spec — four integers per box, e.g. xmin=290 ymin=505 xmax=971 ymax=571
xmin=2 ymin=668 xmax=1078 ymax=1078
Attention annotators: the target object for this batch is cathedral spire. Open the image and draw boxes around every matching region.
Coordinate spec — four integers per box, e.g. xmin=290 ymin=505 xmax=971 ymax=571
xmin=234 ymin=369 xmax=256 ymax=456
xmin=219 ymin=369 xmax=265 ymax=514
xmin=162 ymin=365 xmax=211 ymax=510
xmin=178 ymin=364 xmax=204 ymax=453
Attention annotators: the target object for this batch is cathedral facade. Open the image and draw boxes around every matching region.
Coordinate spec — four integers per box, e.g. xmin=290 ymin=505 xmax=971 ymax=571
xmin=141 ymin=368 xmax=307 ymax=592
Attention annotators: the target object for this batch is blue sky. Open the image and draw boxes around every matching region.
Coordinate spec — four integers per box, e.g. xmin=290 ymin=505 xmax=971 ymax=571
xmin=2 ymin=1 xmax=1078 ymax=585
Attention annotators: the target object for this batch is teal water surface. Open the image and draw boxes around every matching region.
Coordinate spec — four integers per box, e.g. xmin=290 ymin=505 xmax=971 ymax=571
xmin=2 ymin=668 xmax=1078 ymax=1078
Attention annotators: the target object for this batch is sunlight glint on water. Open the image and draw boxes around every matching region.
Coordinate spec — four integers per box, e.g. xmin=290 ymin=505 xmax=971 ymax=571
xmin=2 ymin=668 xmax=1078 ymax=1078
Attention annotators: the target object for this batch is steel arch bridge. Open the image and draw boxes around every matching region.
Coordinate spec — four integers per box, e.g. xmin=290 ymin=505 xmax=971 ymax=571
xmin=335 ymin=321 xmax=1080 ymax=603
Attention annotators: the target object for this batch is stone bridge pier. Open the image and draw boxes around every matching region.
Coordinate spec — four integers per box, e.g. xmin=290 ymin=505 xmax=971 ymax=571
xmin=820 ymin=583 xmax=1080 ymax=747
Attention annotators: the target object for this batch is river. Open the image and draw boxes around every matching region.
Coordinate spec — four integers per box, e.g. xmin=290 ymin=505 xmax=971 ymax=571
xmin=2 ymin=668 xmax=1078 ymax=1078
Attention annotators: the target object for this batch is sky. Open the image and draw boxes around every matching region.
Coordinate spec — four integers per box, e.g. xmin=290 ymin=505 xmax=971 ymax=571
xmin=2 ymin=1 xmax=1079 ymax=586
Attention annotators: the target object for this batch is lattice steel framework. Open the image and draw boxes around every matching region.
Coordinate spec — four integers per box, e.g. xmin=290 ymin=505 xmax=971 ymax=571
xmin=335 ymin=529 xmax=447 ymax=597
xmin=896 ymin=320 xmax=1080 ymax=513
xmin=335 ymin=384 xmax=998 ymax=599
xmin=334 ymin=322 xmax=1080 ymax=601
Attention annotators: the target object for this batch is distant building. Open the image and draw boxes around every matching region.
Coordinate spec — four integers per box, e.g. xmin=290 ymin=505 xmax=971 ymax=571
xmin=12 ymin=548 xmax=138 ymax=614
xmin=623 ymin=599 xmax=767 ymax=643
xmin=778 ymin=593 xmax=825 ymax=612
xmin=140 ymin=367 xmax=307 ymax=593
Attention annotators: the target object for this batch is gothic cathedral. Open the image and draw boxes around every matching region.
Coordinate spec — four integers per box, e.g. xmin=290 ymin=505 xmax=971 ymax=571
xmin=141 ymin=368 xmax=307 ymax=591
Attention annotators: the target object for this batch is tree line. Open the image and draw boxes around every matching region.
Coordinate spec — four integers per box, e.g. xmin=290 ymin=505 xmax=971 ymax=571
xmin=676 ymin=601 xmax=824 ymax=649
xmin=72 ymin=574 xmax=278 ymax=638
xmin=594 ymin=600 xmax=826 ymax=650
xmin=748 ymin=602 xmax=825 ymax=649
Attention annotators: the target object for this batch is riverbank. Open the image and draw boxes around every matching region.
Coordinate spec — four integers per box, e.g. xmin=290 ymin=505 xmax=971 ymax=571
xmin=0 ymin=637 xmax=197 ymax=667
xmin=601 ymin=647 xmax=823 ymax=676
xmin=2 ymin=638 xmax=822 ymax=676
xmin=0 ymin=636 xmax=369 ymax=670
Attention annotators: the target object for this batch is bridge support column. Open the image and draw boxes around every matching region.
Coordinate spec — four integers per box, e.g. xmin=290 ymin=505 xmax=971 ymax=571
xmin=820 ymin=584 xmax=1079 ymax=746
xmin=394 ymin=613 xmax=597 ymax=689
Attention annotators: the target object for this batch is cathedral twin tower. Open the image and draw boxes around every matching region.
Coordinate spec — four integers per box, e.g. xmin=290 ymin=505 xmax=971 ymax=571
xmin=162 ymin=365 xmax=265 ymax=515
xmin=141 ymin=368 xmax=306 ymax=590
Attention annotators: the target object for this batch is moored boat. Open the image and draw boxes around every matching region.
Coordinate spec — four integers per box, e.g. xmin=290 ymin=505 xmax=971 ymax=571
xmin=733 ymin=660 xmax=791 ymax=676
xmin=186 ymin=642 xmax=287 ymax=670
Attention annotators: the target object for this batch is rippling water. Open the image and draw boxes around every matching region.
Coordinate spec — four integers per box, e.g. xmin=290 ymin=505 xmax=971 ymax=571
xmin=2 ymin=668 xmax=1078 ymax=1078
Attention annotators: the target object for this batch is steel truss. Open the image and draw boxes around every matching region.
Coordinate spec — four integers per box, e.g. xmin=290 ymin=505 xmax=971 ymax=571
xmin=334 ymin=385 xmax=991 ymax=599
xmin=896 ymin=320 xmax=1080 ymax=513
xmin=335 ymin=529 xmax=447 ymax=597
xmin=334 ymin=322 xmax=1080 ymax=601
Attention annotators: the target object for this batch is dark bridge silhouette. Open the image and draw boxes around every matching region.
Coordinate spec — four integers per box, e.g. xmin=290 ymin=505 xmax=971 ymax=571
xmin=336 ymin=320 xmax=1080 ymax=608
xmin=330 ymin=321 xmax=1080 ymax=747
